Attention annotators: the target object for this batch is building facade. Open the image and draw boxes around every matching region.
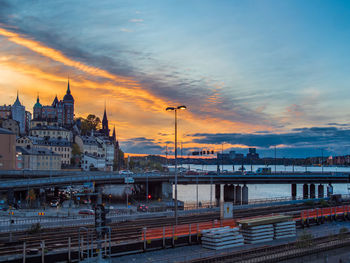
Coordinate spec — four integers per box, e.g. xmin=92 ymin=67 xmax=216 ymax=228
xmin=1 ymin=119 xmax=20 ymax=136
xmin=11 ymin=94 xmax=26 ymax=134
xmin=33 ymin=80 xmax=74 ymax=126
xmin=17 ymin=146 xmax=61 ymax=170
xmin=0 ymin=128 xmax=16 ymax=170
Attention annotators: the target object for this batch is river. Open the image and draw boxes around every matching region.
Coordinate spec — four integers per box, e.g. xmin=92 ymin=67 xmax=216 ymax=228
xmin=176 ymin=165 xmax=350 ymax=202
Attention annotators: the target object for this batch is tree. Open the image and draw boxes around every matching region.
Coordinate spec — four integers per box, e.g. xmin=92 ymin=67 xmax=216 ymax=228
xmin=71 ymin=143 xmax=82 ymax=166
xmin=79 ymin=114 xmax=101 ymax=135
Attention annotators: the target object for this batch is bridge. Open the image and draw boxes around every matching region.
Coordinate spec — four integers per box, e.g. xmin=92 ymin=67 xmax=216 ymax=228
xmin=0 ymin=170 xmax=349 ymax=206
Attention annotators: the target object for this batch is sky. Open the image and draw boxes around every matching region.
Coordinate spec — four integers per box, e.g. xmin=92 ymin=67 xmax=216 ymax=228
xmin=1 ymin=0 xmax=350 ymax=158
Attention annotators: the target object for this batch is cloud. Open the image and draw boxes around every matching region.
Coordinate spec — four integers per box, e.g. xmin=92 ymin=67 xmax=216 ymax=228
xmin=121 ymin=137 xmax=164 ymax=154
xmin=120 ymin=28 xmax=133 ymax=32
xmin=327 ymin=123 xmax=350 ymax=127
xmin=191 ymin=126 xmax=350 ymax=149
xmin=129 ymin=19 xmax=143 ymax=23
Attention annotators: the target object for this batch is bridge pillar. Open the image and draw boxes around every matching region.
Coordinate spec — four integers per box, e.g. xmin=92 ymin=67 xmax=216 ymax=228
xmin=318 ymin=184 xmax=324 ymax=198
xmin=310 ymin=184 xmax=316 ymax=199
xmin=223 ymin=184 xmax=229 ymax=202
xmin=7 ymin=188 xmax=14 ymax=206
xmin=235 ymin=185 xmax=242 ymax=205
xmin=303 ymin=184 xmax=309 ymax=199
xmin=242 ymin=185 xmax=248 ymax=205
xmin=215 ymin=184 xmax=220 ymax=207
xmin=229 ymin=184 xmax=235 ymax=203
xmin=291 ymin=184 xmax=297 ymax=200
xmin=161 ymin=182 xmax=173 ymax=200
xmin=327 ymin=184 xmax=333 ymax=198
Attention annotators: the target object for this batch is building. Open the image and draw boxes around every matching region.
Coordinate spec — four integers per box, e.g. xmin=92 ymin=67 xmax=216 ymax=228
xmin=0 ymin=119 xmax=20 ymax=136
xmin=81 ymin=154 xmax=106 ymax=171
xmin=0 ymin=105 xmax=11 ymax=119
xmin=0 ymin=128 xmax=16 ymax=170
xmin=101 ymin=107 xmax=110 ymax=137
xmin=247 ymin=148 xmax=259 ymax=160
xmin=16 ymin=136 xmax=72 ymax=165
xmin=96 ymin=136 xmax=114 ymax=171
xmin=11 ymin=93 xmax=26 ymax=134
xmin=17 ymin=146 xmax=61 ymax=170
xmin=229 ymin=150 xmax=236 ymax=159
xmin=33 ymin=80 xmax=74 ymax=126
xmin=25 ymin=111 xmax=32 ymax=134
xmin=30 ymin=125 xmax=72 ymax=142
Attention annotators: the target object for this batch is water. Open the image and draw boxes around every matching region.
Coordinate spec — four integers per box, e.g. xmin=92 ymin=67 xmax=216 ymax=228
xmin=176 ymin=165 xmax=350 ymax=202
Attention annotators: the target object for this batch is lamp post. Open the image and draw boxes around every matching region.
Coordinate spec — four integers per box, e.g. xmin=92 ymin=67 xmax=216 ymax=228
xmin=166 ymin=105 xmax=186 ymax=225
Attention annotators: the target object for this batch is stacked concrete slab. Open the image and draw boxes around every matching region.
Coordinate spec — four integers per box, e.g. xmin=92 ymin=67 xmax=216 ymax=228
xmin=274 ymin=221 xmax=296 ymax=239
xmin=241 ymin=224 xmax=274 ymax=244
xmin=237 ymin=215 xmax=294 ymax=244
xmin=201 ymin=227 xmax=244 ymax=250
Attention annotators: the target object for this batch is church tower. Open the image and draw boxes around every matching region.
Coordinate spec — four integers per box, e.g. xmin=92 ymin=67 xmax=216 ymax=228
xmin=101 ymin=106 xmax=109 ymax=137
xmin=63 ymin=79 xmax=74 ymax=125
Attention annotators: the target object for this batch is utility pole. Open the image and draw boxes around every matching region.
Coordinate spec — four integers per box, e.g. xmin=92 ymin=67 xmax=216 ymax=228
xmin=321 ymin=148 xmax=324 ymax=174
xmin=166 ymin=143 xmax=168 ymax=167
xmin=221 ymin=143 xmax=224 ymax=172
xmin=274 ymin=146 xmax=277 ymax=174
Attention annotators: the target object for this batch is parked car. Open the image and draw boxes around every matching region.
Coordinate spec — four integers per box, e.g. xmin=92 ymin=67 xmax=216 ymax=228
xmin=185 ymin=170 xmax=199 ymax=175
xmin=137 ymin=204 xmax=149 ymax=212
xmin=207 ymin=171 xmax=217 ymax=175
xmin=78 ymin=209 xmax=95 ymax=215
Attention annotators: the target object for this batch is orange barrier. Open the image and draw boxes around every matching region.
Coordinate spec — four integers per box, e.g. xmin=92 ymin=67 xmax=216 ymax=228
xmin=143 ymin=205 xmax=350 ymax=241
xmin=300 ymin=205 xmax=350 ymax=221
xmin=142 ymin=219 xmax=236 ymax=240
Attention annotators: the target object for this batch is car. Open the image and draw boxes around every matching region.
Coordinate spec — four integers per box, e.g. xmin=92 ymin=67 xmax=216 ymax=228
xmin=137 ymin=204 xmax=148 ymax=212
xmin=245 ymin=171 xmax=255 ymax=175
xmin=78 ymin=209 xmax=95 ymax=215
xmin=185 ymin=170 xmax=199 ymax=175
xmin=119 ymin=170 xmax=134 ymax=175
xmin=50 ymin=199 xmax=60 ymax=207
xmin=207 ymin=171 xmax=217 ymax=175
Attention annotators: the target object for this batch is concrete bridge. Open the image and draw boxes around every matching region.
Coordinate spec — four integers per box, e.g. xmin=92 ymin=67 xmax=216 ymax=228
xmin=0 ymin=170 xmax=349 ymax=206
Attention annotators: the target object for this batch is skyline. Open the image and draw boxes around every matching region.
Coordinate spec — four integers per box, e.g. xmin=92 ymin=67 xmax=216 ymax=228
xmin=1 ymin=0 xmax=350 ymax=157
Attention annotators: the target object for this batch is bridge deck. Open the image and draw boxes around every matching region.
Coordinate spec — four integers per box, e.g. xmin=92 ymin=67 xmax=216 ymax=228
xmin=0 ymin=170 xmax=349 ymax=191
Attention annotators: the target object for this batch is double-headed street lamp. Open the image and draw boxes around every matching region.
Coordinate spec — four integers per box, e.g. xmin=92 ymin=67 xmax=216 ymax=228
xmin=166 ymin=105 xmax=186 ymax=225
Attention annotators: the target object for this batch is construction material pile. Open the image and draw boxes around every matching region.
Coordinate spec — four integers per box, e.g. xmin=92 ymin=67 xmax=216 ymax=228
xmin=274 ymin=221 xmax=296 ymax=239
xmin=201 ymin=226 xmax=244 ymax=250
xmin=241 ymin=224 xmax=274 ymax=244
xmin=237 ymin=215 xmax=295 ymax=244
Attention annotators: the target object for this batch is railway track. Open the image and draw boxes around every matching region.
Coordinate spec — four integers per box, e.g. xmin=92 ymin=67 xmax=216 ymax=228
xmin=0 ymin=213 xmax=219 ymax=258
xmin=0 ymin=201 xmax=347 ymax=261
xmin=187 ymin=232 xmax=350 ymax=262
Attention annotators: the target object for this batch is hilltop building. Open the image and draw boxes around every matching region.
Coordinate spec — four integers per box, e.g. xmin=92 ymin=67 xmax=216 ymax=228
xmin=33 ymin=80 xmax=74 ymax=126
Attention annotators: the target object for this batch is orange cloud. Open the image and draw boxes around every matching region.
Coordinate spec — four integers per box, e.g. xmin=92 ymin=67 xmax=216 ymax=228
xmin=0 ymin=27 xmax=272 ymax=153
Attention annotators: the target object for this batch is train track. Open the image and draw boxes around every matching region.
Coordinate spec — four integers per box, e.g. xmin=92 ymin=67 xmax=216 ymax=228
xmin=0 ymin=213 xmax=219 ymax=258
xmin=187 ymin=232 xmax=350 ymax=262
xmin=0 ymin=201 xmax=347 ymax=261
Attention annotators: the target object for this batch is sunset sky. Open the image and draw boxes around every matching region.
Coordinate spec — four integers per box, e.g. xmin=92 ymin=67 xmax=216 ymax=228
xmin=1 ymin=0 xmax=350 ymax=157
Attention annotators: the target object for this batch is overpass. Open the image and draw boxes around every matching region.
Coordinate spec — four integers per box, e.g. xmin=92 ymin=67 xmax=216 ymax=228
xmin=0 ymin=170 xmax=349 ymax=205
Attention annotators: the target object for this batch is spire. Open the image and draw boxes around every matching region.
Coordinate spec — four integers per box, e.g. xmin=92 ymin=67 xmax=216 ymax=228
xmin=112 ymin=125 xmax=116 ymax=140
xmin=67 ymin=78 xmax=71 ymax=94
xmin=102 ymin=104 xmax=109 ymax=137
xmin=34 ymin=93 xmax=42 ymax=108
xmin=63 ymin=77 xmax=74 ymax=101
xmin=52 ymin=94 xmax=58 ymax=107
xmin=13 ymin=91 xmax=22 ymax=106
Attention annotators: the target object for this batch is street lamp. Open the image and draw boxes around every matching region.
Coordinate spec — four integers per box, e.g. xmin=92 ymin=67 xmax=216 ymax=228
xmin=166 ymin=105 xmax=186 ymax=225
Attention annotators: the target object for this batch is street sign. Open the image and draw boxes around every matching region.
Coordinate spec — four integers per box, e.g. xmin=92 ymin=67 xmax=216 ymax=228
xmin=124 ymin=177 xmax=134 ymax=184
xmin=222 ymin=202 xmax=233 ymax=219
